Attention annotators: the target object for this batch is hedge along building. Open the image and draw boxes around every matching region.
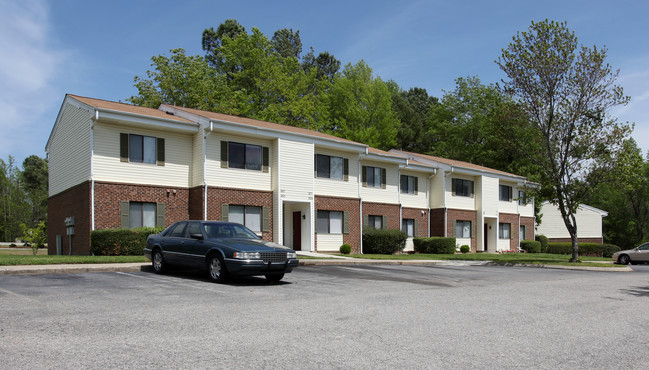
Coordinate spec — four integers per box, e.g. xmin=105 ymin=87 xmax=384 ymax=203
xmin=46 ymin=94 xmax=535 ymax=255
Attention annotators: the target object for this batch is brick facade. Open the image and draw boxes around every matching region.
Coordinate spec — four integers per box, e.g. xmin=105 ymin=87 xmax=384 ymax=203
xmin=47 ymin=182 xmax=91 ymax=255
xmin=314 ymin=196 xmax=361 ymax=253
xmin=520 ymin=216 xmax=535 ymax=241
xmin=207 ymin=187 xmax=274 ymax=241
xmin=94 ymin=182 xmax=190 ymax=230
xmin=402 ymin=207 xmax=429 ymax=238
xmin=362 ymin=202 xmax=401 ymax=230
xmin=447 ymin=209 xmax=478 ymax=252
xmin=499 ymin=212 xmax=519 ymax=251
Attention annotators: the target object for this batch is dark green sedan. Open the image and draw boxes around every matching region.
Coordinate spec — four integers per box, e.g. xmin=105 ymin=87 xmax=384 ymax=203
xmin=144 ymin=221 xmax=299 ymax=283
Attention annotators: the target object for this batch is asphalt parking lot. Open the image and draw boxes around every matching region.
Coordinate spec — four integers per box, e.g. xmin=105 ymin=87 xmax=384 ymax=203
xmin=1 ymin=264 xmax=648 ymax=369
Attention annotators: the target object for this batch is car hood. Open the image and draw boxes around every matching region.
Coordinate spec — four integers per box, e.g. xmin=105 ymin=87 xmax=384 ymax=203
xmin=210 ymin=238 xmax=294 ymax=252
xmin=614 ymin=248 xmax=636 ymax=255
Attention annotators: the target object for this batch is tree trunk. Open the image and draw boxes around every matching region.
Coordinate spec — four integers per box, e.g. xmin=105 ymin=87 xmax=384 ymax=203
xmin=570 ymin=229 xmax=579 ymax=263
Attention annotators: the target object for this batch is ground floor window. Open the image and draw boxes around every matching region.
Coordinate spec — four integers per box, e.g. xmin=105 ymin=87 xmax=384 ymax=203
xmin=402 ymin=219 xmax=415 ymax=237
xmin=455 ymin=220 xmax=472 ymax=238
xmin=519 ymin=225 xmax=526 ymax=240
xmin=129 ymin=202 xmax=156 ymax=228
xmin=317 ymin=210 xmax=343 ymax=234
xmin=367 ymin=215 xmax=384 ymax=230
xmin=229 ymin=205 xmax=262 ymax=232
xmin=499 ymin=223 xmax=511 ymax=239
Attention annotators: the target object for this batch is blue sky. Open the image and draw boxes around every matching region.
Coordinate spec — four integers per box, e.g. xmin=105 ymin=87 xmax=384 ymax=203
xmin=1 ymin=0 xmax=648 ymax=166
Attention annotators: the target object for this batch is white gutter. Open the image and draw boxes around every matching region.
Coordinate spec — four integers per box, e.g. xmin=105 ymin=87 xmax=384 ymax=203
xmin=203 ymin=122 xmax=213 ymax=220
xmin=442 ymin=166 xmax=454 ymax=237
xmin=90 ymin=110 xmax=98 ymax=231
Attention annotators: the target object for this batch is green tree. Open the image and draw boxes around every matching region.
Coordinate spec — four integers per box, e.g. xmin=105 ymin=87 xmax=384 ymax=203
xmin=0 ymin=156 xmax=29 ymax=242
xmin=20 ymin=220 xmax=47 ymax=255
xmin=391 ymin=86 xmax=438 ymax=153
xmin=302 ymin=50 xmax=341 ymax=82
xmin=497 ymin=20 xmax=632 ymax=262
xmin=21 ymin=155 xmax=48 ymax=226
xmin=202 ymin=19 xmax=246 ymax=68
xmin=271 ymin=28 xmax=302 ymax=59
xmin=320 ymin=61 xmax=400 ymax=150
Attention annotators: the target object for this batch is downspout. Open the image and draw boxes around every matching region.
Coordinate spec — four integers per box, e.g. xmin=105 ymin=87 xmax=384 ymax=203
xmin=358 ymin=149 xmax=368 ymax=254
xmin=443 ymin=166 xmax=454 ymax=237
xmin=203 ymin=122 xmax=213 ymax=220
xmin=91 ymin=110 xmax=97 ymax=232
xmin=427 ymin=169 xmax=437 ymax=238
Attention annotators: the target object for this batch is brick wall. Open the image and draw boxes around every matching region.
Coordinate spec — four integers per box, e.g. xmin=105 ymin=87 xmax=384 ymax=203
xmin=402 ymin=207 xmax=429 ymax=237
xmin=207 ymin=187 xmax=274 ymax=241
xmin=47 ymin=181 xmax=91 ymax=255
xmin=447 ymin=209 xmax=478 ymax=252
xmin=315 ymin=196 xmax=361 ymax=253
xmin=499 ymin=212 xmax=519 ymax=250
xmin=520 ymin=216 xmax=535 ymax=241
xmin=362 ymin=202 xmax=401 ymax=230
xmin=94 ymin=182 xmax=189 ymax=230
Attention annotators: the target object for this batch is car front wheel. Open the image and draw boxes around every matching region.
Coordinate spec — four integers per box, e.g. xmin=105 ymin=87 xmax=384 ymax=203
xmin=618 ymin=254 xmax=630 ymax=265
xmin=265 ymin=273 xmax=285 ymax=283
xmin=208 ymin=254 xmax=228 ymax=283
xmin=152 ymin=249 xmax=166 ymax=274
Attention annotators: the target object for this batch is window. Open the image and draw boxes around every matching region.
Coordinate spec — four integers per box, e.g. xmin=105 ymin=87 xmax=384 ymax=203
xmin=129 ymin=202 xmax=156 ymax=228
xmin=499 ymin=185 xmax=512 ymax=202
xmin=316 ymin=154 xmax=347 ymax=180
xmin=168 ymin=222 xmax=186 ymax=237
xmin=186 ymin=222 xmax=203 ymax=237
xmin=363 ymin=166 xmax=385 ymax=188
xmin=120 ymin=133 xmax=164 ymax=165
xmin=455 ymin=220 xmax=472 ymax=238
xmin=518 ymin=190 xmax=526 ymax=206
xmin=400 ymin=175 xmax=418 ymax=194
xmin=519 ymin=225 xmax=526 ymax=240
xmin=317 ymin=210 xmax=343 ymax=234
xmin=228 ymin=142 xmax=262 ymax=171
xmin=229 ymin=205 xmax=262 ymax=232
xmin=402 ymin=219 xmax=415 ymax=237
xmin=452 ymin=178 xmax=473 ymax=197
xmin=499 ymin=223 xmax=511 ymax=239
xmin=367 ymin=215 xmax=384 ymax=230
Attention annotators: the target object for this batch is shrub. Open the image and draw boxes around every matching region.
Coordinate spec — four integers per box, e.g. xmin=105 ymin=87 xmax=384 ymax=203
xmin=339 ymin=244 xmax=352 ymax=254
xmin=413 ymin=237 xmax=457 ymax=254
xmin=9 ymin=243 xmax=16 ymax=248
xmin=460 ymin=245 xmax=470 ymax=254
xmin=91 ymin=227 xmax=164 ymax=256
xmin=535 ymin=235 xmax=549 ymax=253
xmin=362 ymin=229 xmax=407 ymax=254
xmin=546 ymin=242 xmax=621 ymax=257
xmin=520 ymin=240 xmax=541 ymax=253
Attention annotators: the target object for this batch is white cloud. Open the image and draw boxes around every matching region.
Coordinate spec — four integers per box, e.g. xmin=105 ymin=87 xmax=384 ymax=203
xmin=0 ymin=0 xmax=65 ymax=162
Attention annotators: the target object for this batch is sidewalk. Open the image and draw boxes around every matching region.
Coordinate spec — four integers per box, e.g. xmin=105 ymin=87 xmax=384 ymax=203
xmin=0 ymin=251 xmax=631 ymax=275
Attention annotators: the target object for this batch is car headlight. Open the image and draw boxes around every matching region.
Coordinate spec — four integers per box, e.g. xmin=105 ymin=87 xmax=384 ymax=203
xmin=233 ymin=252 xmax=261 ymax=259
xmin=287 ymin=252 xmax=297 ymax=259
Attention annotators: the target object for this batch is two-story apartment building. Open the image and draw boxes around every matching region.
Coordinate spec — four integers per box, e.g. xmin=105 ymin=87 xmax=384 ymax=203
xmin=46 ymin=95 xmax=534 ymax=255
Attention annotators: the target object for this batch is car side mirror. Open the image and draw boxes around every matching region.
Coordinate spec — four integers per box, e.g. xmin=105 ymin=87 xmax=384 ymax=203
xmin=190 ymin=233 xmax=204 ymax=240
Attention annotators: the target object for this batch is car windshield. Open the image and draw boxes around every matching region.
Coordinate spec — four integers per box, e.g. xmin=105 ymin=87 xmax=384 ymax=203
xmin=203 ymin=223 xmax=260 ymax=240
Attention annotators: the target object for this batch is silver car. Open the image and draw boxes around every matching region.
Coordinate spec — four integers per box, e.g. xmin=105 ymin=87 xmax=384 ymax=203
xmin=613 ymin=242 xmax=649 ymax=265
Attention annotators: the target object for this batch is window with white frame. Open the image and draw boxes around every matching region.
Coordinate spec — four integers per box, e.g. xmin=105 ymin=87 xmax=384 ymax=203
xmin=499 ymin=185 xmax=512 ymax=201
xmin=229 ymin=205 xmax=262 ymax=232
xmin=129 ymin=202 xmax=156 ymax=228
xmin=402 ymin=219 xmax=415 ymax=237
xmin=317 ymin=210 xmax=343 ymax=234
xmin=455 ymin=220 xmax=472 ymax=238
xmin=400 ymin=175 xmax=418 ymax=194
xmin=499 ymin=223 xmax=511 ymax=239
xmin=316 ymin=154 xmax=345 ymax=180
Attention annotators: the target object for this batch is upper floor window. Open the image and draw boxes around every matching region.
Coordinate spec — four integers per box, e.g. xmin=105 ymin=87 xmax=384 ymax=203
xmin=499 ymin=223 xmax=511 ymax=239
xmin=452 ymin=178 xmax=474 ymax=198
xmin=518 ymin=190 xmax=526 ymax=205
xmin=316 ymin=154 xmax=348 ymax=181
xmin=120 ymin=133 xmax=165 ymax=166
xmin=455 ymin=220 xmax=472 ymax=238
xmin=400 ymin=175 xmax=418 ymax=194
xmin=221 ymin=141 xmax=269 ymax=172
xmin=499 ymin=185 xmax=512 ymax=202
xmin=362 ymin=166 xmax=386 ymax=188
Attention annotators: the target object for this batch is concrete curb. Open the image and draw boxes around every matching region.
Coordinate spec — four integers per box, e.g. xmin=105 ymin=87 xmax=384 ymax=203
xmin=0 ymin=259 xmax=632 ymax=276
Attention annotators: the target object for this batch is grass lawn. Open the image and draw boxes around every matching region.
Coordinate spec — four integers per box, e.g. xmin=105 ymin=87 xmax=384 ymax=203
xmin=344 ymin=253 xmax=622 ymax=267
xmin=0 ymin=254 xmax=147 ymax=266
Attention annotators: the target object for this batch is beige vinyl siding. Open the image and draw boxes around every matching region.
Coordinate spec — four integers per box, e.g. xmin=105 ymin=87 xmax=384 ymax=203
xmin=360 ymin=160 xmax=399 ymax=204
xmin=316 ymin=234 xmax=344 ymax=252
xmin=480 ymin=176 xmax=499 ymax=216
xmin=446 ymin=175 xmax=476 ymax=211
xmin=537 ymin=203 xmax=604 ymax=239
xmin=279 ymin=139 xmax=313 ymax=201
xmin=497 ymin=238 xmax=511 ymax=252
xmin=314 ymin=148 xmax=357 ymax=198
xmin=518 ymin=191 xmax=534 ymax=217
xmin=429 ymin=172 xmax=445 ymax=208
xmin=191 ymin=130 xmax=204 ymax=188
xmin=48 ymin=102 xmax=92 ymax=196
xmin=93 ymin=123 xmax=192 ymax=187
xmin=206 ymin=134 xmax=272 ymax=191
xmin=400 ymin=171 xmax=426 ymax=208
